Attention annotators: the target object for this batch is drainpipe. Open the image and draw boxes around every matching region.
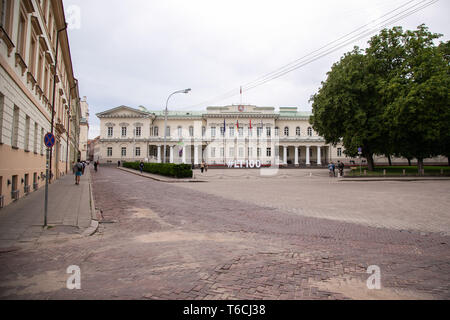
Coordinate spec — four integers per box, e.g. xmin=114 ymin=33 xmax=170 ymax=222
xmin=66 ymin=78 xmax=78 ymax=173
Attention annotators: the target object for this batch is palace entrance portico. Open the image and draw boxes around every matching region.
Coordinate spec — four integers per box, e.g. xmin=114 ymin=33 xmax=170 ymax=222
xmin=277 ymin=145 xmax=329 ymax=167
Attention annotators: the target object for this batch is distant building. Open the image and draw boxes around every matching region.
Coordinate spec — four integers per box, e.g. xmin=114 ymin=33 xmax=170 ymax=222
xmin=0 ymin=0 xmax=81 ymax=208
xmin=79 ymin=96 xmax=89 ymax=161
xmin=96 ymin=105 xmax=448 ymax=167
xmin=87 ymin=136 xmax=100 ymax=162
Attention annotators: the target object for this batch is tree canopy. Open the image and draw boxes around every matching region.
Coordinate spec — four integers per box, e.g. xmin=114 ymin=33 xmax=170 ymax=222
xmin=310 ymin=24 xmax=449 ymax=172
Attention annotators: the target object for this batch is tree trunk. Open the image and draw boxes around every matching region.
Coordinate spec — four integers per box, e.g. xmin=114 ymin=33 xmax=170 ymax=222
xmin=366 ymin=153 xmax=375 ymax=171
xmin=448 ymin=157 xmax=450 ymax=166
xmin=387 ymin=155 xmax=392 ymax=166
xmin=407 ymin=158 xmax=412 ymax=166
xmin=417 ymin=158 xmax=424 ymax=175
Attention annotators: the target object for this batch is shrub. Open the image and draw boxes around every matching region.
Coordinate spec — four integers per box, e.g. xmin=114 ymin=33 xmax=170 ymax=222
xmin=123 ymin=162 xmax=193 ymax=178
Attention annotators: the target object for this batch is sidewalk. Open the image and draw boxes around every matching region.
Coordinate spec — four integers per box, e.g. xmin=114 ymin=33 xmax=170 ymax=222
xmin=0 ymin=168 xmax=97 ymax=250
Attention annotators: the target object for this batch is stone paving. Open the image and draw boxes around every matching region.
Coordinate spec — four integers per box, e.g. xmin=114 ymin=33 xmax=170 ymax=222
xmin=0 ymin=170 xmax=93 ymax=250
xmin=0 ymin=166 xmax=449 ymax=299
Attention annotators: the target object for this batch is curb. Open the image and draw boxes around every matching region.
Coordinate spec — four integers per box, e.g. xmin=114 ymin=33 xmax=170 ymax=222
xmin=341 ymin=177 xmax=450 ymax=182
xmin=84 ymin=169 xmax=99 ymax=236
xmin=118 ymin=167 xmax=207 ymax=183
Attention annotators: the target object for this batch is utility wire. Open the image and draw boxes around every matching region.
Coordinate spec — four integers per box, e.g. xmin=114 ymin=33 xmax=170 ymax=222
xmin=187 ymin=0 xmax=438 ymax=108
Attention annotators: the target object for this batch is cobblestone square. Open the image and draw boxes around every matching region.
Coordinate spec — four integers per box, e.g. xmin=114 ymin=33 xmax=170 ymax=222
xmin=0 ymin=166 xmax=449 ymax=300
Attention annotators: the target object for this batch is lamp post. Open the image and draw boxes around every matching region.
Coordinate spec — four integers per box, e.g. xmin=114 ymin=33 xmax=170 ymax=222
xmin=163 ymin=89 xmax=191 ymax=163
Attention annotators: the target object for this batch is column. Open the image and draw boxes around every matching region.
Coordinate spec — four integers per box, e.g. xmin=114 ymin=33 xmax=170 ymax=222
xmin=317 ymin=146 xmax=322 ymax=165
xmin=283 ymin=146 xmax=287 ymax=165
xmin=194 ymin=145 xmax=199 ymax=165
xmin=157 ymin=146 xmax=161 ymax=163
xmin=169 ymin=146 xmax=174 ymax=163
xmin=295 ymin=146 xmax=299 ymax=166
xmin=306 ymin=146 xmax=310 ymax=165
xmin=182 ymin=145 xmax=186 ymax=164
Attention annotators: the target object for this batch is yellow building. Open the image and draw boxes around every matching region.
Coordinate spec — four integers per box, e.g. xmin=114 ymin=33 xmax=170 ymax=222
xmin=0 ymin=0 xmax=81 ymax=208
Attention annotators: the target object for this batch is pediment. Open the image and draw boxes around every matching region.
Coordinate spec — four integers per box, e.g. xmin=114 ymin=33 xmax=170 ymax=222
xmin=96 ymin=106 xmax=151 ymax=118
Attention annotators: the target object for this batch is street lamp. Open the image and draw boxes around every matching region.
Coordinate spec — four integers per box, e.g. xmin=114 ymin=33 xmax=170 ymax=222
xmin=163 ymin=88 xmax=191 ymax=163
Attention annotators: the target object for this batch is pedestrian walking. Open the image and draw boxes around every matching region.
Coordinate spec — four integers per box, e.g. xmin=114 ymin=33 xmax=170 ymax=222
xmin=73 ymin=159 xmax=83 ymax=185
xmin=94 ymin=161 xmax=98 ymax=172
xmin=204 ymin=162 xmax=208 ymax=173
xmin=328 ymin=162 xmax=334 ymax=177
xmin=332 ymin=162 xmax=336 ymax=177
xmin=139 ymin=161 xmax=144 ymax=173
xmin=338 ymin=161 xmax=344 ymax=177
xmin=117 ymin=160 xmax=121 ymax=167
xmin=200 ymin=161 xmax=205 ymax=174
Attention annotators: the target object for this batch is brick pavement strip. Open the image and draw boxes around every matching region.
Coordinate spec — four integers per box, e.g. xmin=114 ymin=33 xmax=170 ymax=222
xmin=0 ymin=166 xmax=448 ymax=299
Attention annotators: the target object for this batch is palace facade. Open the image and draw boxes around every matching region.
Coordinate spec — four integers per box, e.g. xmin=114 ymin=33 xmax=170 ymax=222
xmin=0 ymin=0 xmax=81 ymax=208
xmin=96 ymin=105 xmax=345 ymax=166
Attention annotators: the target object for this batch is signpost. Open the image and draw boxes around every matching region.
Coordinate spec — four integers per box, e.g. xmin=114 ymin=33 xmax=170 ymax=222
xmin=44 ymin=133 xmax=55 ymax=227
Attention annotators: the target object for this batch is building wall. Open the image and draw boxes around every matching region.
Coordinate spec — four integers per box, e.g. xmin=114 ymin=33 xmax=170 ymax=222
xmin=0 ymin=0 xmax=81 ymax=208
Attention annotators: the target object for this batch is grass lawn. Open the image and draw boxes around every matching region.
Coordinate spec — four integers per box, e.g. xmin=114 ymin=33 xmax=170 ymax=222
xmin=347 ymin=165 xmax=450 ymax=177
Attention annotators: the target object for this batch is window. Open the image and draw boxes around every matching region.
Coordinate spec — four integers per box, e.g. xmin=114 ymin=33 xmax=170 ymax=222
xmin=257 ymin=148 xmax=261 ymax=157
xmin=24 ymin=115 xmax=30 ymax=151
xmin=239 ymin=147 xmax=244 ymax=157
xmin=220 ymin=127 xmax=225 ymax=137
xmin=211 ymin=147 xmax=216 ymax=158
xmin=107 ymin=127 xmax=113 ymax=137
xmin=202 ymin=126 xmax=206 ymax=137
xmin=16 ymin=7 xmax=27 ymax=57
xmin=29 ymin=34 xmax=37 ymax=75
xmin=0 ymin=92 xmax=3 ymax=144
xmin=178 ymin=126 xmax=182 ymax=137
xmin=33 ymin=122 xmax=38 ymax=153
xmin=121 ymin=126 xmax=127 ymax=137
xmin=266 ymin=148 xmax=272 ymax=157
xmin=121 ymin=147 xmax=127 ymax=157
xmin=284 ymin=127 xmax=289 ymax=136
xmin=37 ymin=50 xmax=43 ymax=87
xmin=337 ymin=148 xmax=342 ymax=157
xmin=0 ymin=0 xmax=14 ymax=36
xmin=12 ymin=105 xmax=19 ymax=148
xmin=238 ymin=127 xmax=243 ymax=137
xmin=220 ymin=147 xmax=224 ymax=157
xmin=275 ymin=127 xmax=279 ymax=136
xmin=257 ymin=127 xmax=263 ymax=137
xmin=248 ymin=127 xmax=252 ymax=137
xmin=135 ymin=147 xmax=141 ymax=157
xmin=189 ymin=126 xmax=194 ymax=137
xmin=107 ymin=147 xmax=112 ymax=157
xmin=154 ymin=126 xmax=159 ymax=136
xmin=229 ymin=147 xmax=234 ymax=157
xmin=296 ymin=127 xmax=301 ymax=136
xmin=40 ymin=128 xmax=44 ymax=154
xmin=165 ymin=126 xmax=170 ymax=137
xmin=229 ymin=126 xmax=234 ymax=137
xmin=248 ymin=147 xmax=252 ymax=157
xmin=135 ymin=127 xmax=141 ymax=137
xmin=211 ymin=126 xmax=216 ymax=137
xmin=308 ymin=127 xmax=313 ymax=137
xmin=266 ymin=127 xmax=271 ymax=137
xmin=44 ymin=65 xmax=49 ymax=97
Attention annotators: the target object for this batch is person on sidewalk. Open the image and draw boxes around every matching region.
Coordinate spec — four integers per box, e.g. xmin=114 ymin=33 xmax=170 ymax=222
xmin=73 ymin=159 xmax=83 ymax=185
xmin=94 ymin=161 xmax=98 ymax=172
xmin=139 ymin=161 xmax=144 ymax=173
xmin=117 ymin=160 xmax=121 ymax=167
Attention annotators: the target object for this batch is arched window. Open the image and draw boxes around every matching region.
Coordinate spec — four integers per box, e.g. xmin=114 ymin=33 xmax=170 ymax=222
xmin=275 ymin=127 xmax=279 ymax=136
xmin=178 ymin=126 xmax=182 ymax=137
xmin=307 ymin=127 xmax=313 ymax=137
xmin=202 ymin=126 xmax=206 ymax=136
xmin=154 ymin=126 xmax=159 ymax=136
xmin=296 ymin=127 xmax=301 ymax=136
xmin=284 ymin=127 xmax=289 ymax=136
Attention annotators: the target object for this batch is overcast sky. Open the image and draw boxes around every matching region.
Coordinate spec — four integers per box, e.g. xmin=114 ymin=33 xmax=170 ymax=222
xmin=62 ymin=0 xmax=450 ymax=138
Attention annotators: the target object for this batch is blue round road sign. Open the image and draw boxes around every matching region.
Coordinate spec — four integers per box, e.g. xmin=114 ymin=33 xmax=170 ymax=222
xmin=44 ymin=133 xmax=55 ymax=148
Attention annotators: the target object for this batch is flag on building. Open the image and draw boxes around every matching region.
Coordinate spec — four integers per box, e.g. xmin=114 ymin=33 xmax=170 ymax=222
xmin=223 ymin=119 xmax=226 ymax=133
xmin=236 ymin=119 xmax=239 ymax=129
xmin=249 ymin=119 xmax=252 ymax=129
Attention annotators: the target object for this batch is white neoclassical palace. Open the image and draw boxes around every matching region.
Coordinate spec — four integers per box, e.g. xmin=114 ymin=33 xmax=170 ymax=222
xmin=96 ymin=105 xmax=348 ymax=167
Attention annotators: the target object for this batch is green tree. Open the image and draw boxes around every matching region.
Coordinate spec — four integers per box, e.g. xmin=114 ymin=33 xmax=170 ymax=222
xmin=379 ymin=25 xmax=449 ymax=173
xmin=310 ymin=47 xmax=388 ymax=171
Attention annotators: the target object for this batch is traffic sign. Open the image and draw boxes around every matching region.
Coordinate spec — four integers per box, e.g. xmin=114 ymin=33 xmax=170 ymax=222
xmin=44 ymin=133 xmax=55 ymax=148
